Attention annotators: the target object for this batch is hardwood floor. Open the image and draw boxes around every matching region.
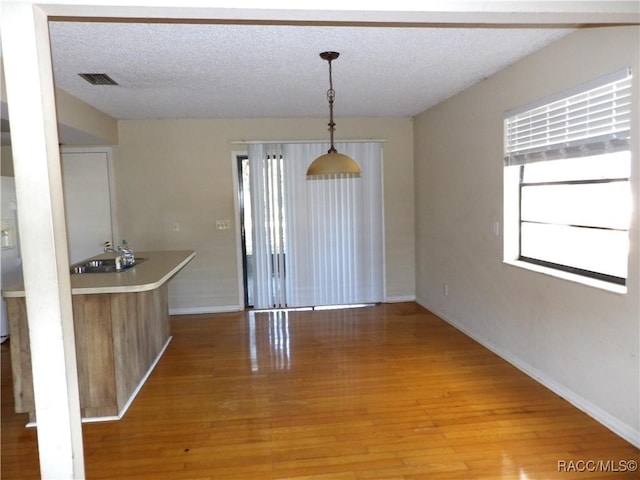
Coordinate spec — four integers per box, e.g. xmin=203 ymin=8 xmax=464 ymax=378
xmin=2 ymin=302 xmax=638 ymax=479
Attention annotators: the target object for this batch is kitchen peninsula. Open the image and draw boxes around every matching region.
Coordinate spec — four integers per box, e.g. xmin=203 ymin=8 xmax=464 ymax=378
xmin=2 ymin=250 xmax=195 ymax=423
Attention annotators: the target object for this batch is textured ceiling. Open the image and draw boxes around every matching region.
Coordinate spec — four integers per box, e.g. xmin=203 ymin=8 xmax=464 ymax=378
xmin=47 ymin=22 xmax=573 ymax=119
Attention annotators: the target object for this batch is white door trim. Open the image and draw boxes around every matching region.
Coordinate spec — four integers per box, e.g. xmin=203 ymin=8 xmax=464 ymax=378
xmin=61 ymin=146 xmax=119 ymax=255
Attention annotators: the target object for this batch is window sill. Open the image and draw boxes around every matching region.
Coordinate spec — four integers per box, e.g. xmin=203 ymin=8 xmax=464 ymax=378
xmin=503 ymin=259 xmax=627 ymax=295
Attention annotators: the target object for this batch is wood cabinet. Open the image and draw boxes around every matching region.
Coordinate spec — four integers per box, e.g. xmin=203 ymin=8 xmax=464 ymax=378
xmin=3 ymin=250 xmax=195 ymax=423
xmin=8 ymin=286 xmax=169 ymax=421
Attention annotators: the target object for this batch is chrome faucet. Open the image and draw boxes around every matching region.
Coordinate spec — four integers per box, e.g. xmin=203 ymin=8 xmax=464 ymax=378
xmin=117 ymin=240 xmax=135 ymax=268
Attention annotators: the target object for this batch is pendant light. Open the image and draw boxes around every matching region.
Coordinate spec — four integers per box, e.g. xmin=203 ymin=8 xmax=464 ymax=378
xmin=306 ymin=51 xmax=361 ymax=177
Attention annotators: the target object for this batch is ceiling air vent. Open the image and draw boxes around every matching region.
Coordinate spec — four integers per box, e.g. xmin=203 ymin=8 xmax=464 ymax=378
xmin=78 ymin=73 xmax=118 ymax=85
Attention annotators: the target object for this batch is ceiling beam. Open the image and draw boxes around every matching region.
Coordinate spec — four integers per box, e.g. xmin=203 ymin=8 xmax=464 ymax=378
xmin=32 ymin=0 xmax=640 ymax=26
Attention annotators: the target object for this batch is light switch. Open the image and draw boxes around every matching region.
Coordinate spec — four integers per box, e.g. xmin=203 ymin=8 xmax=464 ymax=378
xmin=1 ymin=219 xmax=16 ymax=249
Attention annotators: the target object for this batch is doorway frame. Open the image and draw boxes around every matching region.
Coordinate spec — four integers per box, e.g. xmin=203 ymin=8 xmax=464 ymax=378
xmin=231 ymin=150 xmax=248 ymax=309
xmin=60 ymin=146 xmax=119 ymax=258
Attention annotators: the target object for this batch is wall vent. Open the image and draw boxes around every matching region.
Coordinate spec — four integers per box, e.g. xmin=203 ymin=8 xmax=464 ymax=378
xmin=78 ymin=73 xmax=118 ymax=85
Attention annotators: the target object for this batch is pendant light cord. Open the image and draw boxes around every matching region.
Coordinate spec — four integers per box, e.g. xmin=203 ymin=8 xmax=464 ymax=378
xmin=327 ymin=58 xmax=337 ymax=154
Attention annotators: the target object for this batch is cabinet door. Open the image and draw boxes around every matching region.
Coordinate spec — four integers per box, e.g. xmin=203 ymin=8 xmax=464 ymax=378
xmin=62 ymin=149 xmax=115 ymax=264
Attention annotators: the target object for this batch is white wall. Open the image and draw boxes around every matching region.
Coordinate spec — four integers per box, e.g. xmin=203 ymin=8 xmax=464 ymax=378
xmin=113 ymin=116 xmax=415 ymax=312
xmin=414 ymin=26 xmax=639 ymax=446
xmin=2 ymin=56 xmax=118 ymax=147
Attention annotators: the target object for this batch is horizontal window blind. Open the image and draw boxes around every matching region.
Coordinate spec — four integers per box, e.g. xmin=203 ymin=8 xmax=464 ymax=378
xmin=505 ymin=68 xmax=632 ymax=165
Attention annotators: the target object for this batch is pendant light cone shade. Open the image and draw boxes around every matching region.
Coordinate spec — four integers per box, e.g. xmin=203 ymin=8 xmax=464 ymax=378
xmin=307 ymin=51 xmax=361 ymax=177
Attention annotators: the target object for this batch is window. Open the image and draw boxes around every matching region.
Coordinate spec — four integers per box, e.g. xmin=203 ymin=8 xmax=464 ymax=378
xmin=504 ymin=68 xmax=632 ymax=287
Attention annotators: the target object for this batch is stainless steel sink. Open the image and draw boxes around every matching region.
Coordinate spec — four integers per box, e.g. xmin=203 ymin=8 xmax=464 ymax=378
xmin=71 ymin=257 xmax=146 ymax=274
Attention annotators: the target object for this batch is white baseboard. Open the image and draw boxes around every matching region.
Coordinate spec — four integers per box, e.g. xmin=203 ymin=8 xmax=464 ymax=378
xmin=169 ymin=305 xmax=243 ymax=315
xmin=416 ymin=298 xmax=640 ymax=449
xmin=384 ymin=295 xmax=416 ymax=303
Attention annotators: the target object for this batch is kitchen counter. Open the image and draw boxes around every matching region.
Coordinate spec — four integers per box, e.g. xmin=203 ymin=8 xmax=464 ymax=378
xmin=2 ymin=250 xmax=196 ymax=297
xmin=3 ymin=249 xmax=195 ymax=423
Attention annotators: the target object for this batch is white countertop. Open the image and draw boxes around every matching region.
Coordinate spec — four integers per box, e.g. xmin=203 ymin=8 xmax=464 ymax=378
xmin=2 ymin=250 xmax=196 ymax=297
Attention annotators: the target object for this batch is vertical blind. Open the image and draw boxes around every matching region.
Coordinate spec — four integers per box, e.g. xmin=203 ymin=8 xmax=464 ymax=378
xmin=504 ymin=68 xmax=632 ymax=165
xmin=249 ymin=144 xmax=288 ymax=308
xmin=249 ymin=142 xmax=383 ymax=309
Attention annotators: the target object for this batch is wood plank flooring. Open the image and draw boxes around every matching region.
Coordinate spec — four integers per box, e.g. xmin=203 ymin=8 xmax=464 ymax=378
xmin=2 ymin=302 xmax=638 ymax=479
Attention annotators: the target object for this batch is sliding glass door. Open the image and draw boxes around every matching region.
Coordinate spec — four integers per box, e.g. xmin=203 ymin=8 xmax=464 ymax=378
xmin=237 ymin=155 xmax=254 ymax=307
xmin=239 ymin=142 xmax=383 ymax=309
